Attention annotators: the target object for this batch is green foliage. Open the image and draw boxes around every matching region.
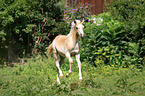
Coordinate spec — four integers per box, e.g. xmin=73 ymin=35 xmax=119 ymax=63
xmin=0 ymin=57 xmax=145 ymax=95
xmin=107 ymin=0 xmax=145 ymax=61
xmin=81 ymin=12 xmax=124 ymax=66
xmin=81 ymin=12 xmax=144 ymax=68
xmin=0 ymin=0 xmax=69 ymax=64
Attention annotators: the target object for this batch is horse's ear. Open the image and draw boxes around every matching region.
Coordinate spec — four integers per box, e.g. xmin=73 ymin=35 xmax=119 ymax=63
xmin=81 ymin=18 xmax=84 ymax=23
xmin=74 ymin=20 xmax=76 ymax=24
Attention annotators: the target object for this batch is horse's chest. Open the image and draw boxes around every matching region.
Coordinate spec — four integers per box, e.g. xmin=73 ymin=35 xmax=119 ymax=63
xmin=66 ymin=41 xmax=76 ymax=50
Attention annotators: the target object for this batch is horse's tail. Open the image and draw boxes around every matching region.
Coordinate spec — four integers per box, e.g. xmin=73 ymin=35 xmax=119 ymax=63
xmin=47 ymin=43 xmax=53 ymax=56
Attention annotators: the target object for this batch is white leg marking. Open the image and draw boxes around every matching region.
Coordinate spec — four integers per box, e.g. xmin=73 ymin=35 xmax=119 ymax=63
xmin=53 ymin=51 xmax=63 ymax=84
xmin=57 ymin=70 xmax=61 ymax=85
xmin=75 ymin=54 xmax=82 ymax=81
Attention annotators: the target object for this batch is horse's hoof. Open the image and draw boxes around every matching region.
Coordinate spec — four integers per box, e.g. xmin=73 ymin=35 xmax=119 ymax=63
xmin=66 ymin=73 xmax=70 ymax=77
xmin=57 ymin=82 xmax=61 ymax=86
xmin=66 ymin=72 xmax=72 ymax=77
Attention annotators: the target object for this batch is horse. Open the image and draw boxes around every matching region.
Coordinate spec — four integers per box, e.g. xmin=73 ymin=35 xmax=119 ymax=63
xmin=47 ymin=19 xmax=84 ymax=84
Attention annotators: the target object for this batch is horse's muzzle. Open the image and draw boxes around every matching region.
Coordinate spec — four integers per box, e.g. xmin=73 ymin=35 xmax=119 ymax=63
xmin=81 ymin=34 xmax=85 ymax=38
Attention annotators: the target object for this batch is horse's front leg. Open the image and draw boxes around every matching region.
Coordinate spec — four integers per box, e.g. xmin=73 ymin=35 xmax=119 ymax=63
xmin=75 ymin=53 xmax=82 ymax=81
xmin=53 ymin=51 xmax=63 ymax=84
xmin=65 ymin=51 xmax=73 ymax=77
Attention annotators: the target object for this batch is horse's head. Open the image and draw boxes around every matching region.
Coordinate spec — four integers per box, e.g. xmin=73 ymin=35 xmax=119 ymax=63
xmin=74 ymin=19 xmax=85 ymax=38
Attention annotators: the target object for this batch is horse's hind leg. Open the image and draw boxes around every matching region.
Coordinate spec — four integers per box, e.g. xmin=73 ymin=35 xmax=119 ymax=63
xmin=53 ymin=51 xmax=63 ymax=84
xmin=59 ymin=55 xmax=65 ymax=66
xmin=65 ymin=51 xmax=73 ymax=77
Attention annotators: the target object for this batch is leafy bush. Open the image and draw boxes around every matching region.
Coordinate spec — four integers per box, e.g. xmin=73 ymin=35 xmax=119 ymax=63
xmin=81 ymin=12 xmax=124 ymax=66
xmin=0 ymin=0 xmax=69 ymax=64
xmin=81 ymin=12 xmax=143 ymax=68
xmin=106 ymin=0 xmax=145 ymax=64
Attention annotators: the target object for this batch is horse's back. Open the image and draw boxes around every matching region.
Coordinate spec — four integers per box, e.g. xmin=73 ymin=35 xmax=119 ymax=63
xmin=53 ymin=35 xmax=67 ymax=54
xmin=54 ymin=35 xmax=67 ymax=46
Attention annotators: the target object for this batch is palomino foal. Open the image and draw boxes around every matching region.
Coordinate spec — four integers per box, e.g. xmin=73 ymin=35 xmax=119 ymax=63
xmin=47 ymin=20 xmax=84 ymax=84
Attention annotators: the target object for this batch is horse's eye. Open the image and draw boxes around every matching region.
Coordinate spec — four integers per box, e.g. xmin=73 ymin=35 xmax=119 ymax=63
xmin=76 ymin=27 xmax=78 ymax=30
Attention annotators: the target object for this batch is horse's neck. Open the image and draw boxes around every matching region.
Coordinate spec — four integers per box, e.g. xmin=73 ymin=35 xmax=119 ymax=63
xmin=67 ymin=27 xmax=78 ymax=40
xmin=67 ymin=27 xmax=78 ymax=43
xmin=67 ymin=28 xmax=74 ymax=37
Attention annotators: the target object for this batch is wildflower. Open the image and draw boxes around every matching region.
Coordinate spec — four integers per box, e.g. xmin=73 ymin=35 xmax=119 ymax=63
xmin=84 ymin=12 xmax=87 ymax=15
xmin=85 ymin=6 xmax=88 ymax=8
xmin=72 ymin=9 xmax=78 ymax=10
xmin=80 ymin=7 xmax=83 ymax=8
xmin=82 ymin=48 xmax=84 ymax=51
xmin=92 ymin=18 xmax=96 ymax=20
xmin=64 ymin=11 xmax=67 ymax=14
xmin=88 ymin=19 xmax=91 ymax=22
xmin=69 ymin=17 xmax=72 ymax=19
xmin=97 ymin=23 xmax=101 ymax=26
xmin=85 ymin=2 xmax=88 ymax=5
xmin=68 ymin=10 xmax=71 ymax=12
xmin=131 ymin=93 xmax=133 ymax=95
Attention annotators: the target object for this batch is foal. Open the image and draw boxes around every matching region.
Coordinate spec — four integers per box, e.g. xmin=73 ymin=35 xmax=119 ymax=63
xmin=47 ymin=20 xmax=84 ymax=84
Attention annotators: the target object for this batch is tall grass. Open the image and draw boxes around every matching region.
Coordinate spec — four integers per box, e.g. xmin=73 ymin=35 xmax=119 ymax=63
xmin=0 ymin=56 xmax=145 ymax=95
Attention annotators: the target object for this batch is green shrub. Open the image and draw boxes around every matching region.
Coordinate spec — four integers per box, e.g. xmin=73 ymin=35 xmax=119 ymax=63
xmin=106 ymin=0 xmax=145 ymax=64
xmin=81 ymin=12 xmax=143 ymax=68
xmin=0 ymin=0 xmax=69 ymax=64
xmin=81 ymin=12 xmax=124 ymax=66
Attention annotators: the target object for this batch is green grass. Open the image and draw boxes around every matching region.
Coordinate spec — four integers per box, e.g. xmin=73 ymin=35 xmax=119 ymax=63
xmin=0 ymin=56 xmax=145 ymax=96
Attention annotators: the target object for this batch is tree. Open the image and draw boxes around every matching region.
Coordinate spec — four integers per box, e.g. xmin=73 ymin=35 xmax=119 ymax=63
xmin=0 ymin=0 xmax=69 ymax=65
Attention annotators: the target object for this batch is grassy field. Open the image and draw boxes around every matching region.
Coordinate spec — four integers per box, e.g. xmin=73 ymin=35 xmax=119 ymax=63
xmin=0 ymin=56 xmax=145 ymax=96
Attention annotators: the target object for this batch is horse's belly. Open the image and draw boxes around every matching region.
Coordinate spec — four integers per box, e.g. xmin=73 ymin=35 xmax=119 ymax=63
xmin=58 ymin=51 xmax=65 ymax=57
